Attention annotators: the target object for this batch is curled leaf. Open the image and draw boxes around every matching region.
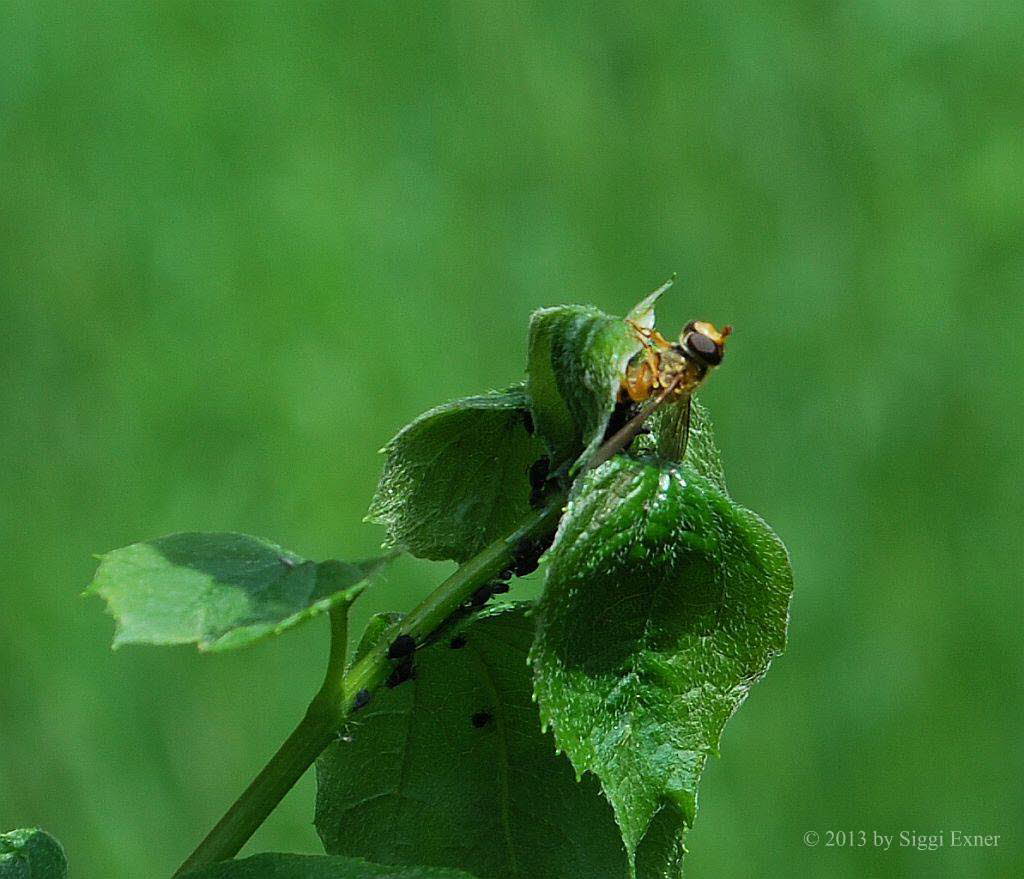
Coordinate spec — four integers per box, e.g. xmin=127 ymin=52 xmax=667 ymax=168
xmin=526 ymin=281 xmax=671 ymax=471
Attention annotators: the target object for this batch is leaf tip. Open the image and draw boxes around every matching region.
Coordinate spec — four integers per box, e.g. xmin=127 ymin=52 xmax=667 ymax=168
xmin=626 ymin=275 xmax=675 ymax=327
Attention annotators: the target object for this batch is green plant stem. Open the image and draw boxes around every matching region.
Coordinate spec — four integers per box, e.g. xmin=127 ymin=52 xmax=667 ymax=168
xmin=173 ymin=497 xmax=565 ymax=877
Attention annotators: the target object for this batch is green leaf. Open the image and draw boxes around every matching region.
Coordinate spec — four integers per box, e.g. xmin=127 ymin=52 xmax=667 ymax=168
xmin=530 ymin=455 xmax=793 ymax=871
xmin=526 ymin=281 xmax=668 ymax=471
xmin=316 ymin=605 xmax=683 ymax=879
xmin=87 ymin=533 xmax=389 ymax=652
xmin=183 ymin=852 xmax=477 ymax=879
xmin=367 ymin=386 xmax=546 ymax=562
xmin=0 ymin=829 xmax=67 ymax=879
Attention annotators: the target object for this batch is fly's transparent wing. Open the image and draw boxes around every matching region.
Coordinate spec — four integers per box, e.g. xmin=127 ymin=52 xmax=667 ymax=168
xmin=657 ymin=394 xmax=692 ymax=463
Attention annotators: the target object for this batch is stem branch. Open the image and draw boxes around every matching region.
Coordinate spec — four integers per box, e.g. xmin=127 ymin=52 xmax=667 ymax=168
xmin=173 ymin=498 xmax=564 ymax=877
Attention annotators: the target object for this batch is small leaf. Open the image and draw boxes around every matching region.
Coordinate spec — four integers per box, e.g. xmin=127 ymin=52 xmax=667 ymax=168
xmin=87 ymin=533 xmax=389 ymax=652
xmin=368 ymin=386 xmax=546 ymax=562
xmin=351 ymin=611 xmax=404 ymax=665
xmin=0 ymin=828 xmax=67 ymax=879
xmin=183 ymin=852 xmax=477 ymax=879
xmin=526 ymin=281 xmax=669 ymax=471
xmin=531 ymin=455 xmax=793 ymax=871
xmin=316 ymin=605 xmax=683 ymax=879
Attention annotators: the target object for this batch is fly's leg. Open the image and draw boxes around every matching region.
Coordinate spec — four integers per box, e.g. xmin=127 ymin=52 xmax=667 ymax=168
xmin=626 ymin=319 xmax=673 ymax=350
xmin=621 ymin=359 xmax=656 ymax=403
xmin=624 ymin=319 xmax=670 ymax=399
xmin=642 ymin=346 xmax=661 ymax=388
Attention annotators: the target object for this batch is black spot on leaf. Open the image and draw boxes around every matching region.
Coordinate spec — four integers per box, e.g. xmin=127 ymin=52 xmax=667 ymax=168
xmin=387 ymin=634 xmax=416 ymax=659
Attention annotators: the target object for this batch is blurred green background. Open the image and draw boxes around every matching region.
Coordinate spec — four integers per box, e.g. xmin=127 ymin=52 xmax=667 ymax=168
xmin=2 ymin=2 xmax=1021 ymax=877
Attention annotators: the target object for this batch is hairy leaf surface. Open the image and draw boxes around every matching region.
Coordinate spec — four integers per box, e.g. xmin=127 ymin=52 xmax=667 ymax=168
xmin=526 ymin=284 xmax=666 ymax=470
xmin=0 ymin=829 xmax=67 ymax=879
xmin=316 ymin=605 xmax=682 ymax=879
xmin=87 ymin=533 xmax=387 ymax=651
xmin=368 ymin=386 xmax=545 ymax=562
xmin=531 ymin=455 xmax=793 ymax=870
xmin=184 ymin=853 xmax=476 ymax=879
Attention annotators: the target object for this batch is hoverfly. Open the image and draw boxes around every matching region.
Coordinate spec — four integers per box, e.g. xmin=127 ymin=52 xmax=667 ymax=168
xmin=589 ymin=318 xmax=732 ymax=468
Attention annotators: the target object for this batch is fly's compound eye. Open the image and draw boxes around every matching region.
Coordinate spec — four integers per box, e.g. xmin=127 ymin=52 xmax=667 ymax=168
xmin=686 ymin=331 xmax=723 ymax=365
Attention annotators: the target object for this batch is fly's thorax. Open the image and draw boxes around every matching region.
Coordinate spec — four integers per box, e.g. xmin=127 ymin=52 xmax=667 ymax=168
xmin=659 ymin=346 xmax=706 ymax=396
